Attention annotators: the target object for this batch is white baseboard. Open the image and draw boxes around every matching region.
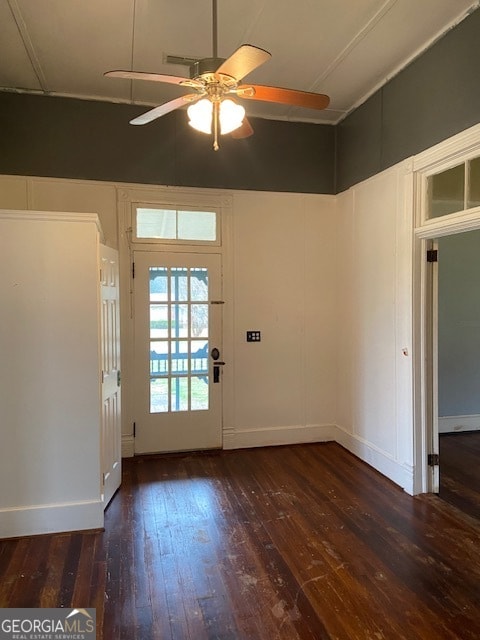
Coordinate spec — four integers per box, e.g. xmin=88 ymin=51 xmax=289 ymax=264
xmin=122 ymin=435 xmax=135 ymax=458
xmin=223 ymin=423 xmax=414 ymax=494
xmin=0 ymin=499 xmax=104 ymax=539
xmin=122 ymin=424 xmax=414 ymax=496
xmin=123 ymin=426 xmax=335 ymax=456
xmin=438 ymin=414 xmax=480 ymax=434
xmin=223 ymin=424 xmax=337 ymax=450
xmin=333 ymin=426 xmax=415 ymax=495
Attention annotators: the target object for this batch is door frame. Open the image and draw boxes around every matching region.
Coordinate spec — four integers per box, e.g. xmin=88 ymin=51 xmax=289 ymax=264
xmin=412 ymin=123 xmax=480 ymax=494
xmin=117 ymin=185 xmax=234 ymax=458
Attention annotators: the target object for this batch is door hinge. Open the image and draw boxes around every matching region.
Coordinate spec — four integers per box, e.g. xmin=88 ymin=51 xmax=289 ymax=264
xmin=426 ymin=249 xmax=438 ymax=263
xmin=132 ymin=262 xmax=135 ymax=278
xmin=428 ymin=453 xmax=440 ymax=466
xmin=133 ymin=421 xmax=136 ymax=438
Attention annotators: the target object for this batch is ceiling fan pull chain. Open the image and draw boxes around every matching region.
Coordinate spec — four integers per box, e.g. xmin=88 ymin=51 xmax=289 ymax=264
xmin=213 ymin=100 xmax=220 ymax=151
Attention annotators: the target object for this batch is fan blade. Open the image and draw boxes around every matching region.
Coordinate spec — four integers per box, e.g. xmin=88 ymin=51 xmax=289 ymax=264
xmin=231 ymin=118 xmax=254 ymax=139
xmin=237 ymin=84 xmax=330 ymax=110
xmin=105 ymin=70 xmax=201 ymax=88
xmin=216 ymin=44 xmax=271 ymax=81
xmin=130 ymin=94 xmax=200 ymax=125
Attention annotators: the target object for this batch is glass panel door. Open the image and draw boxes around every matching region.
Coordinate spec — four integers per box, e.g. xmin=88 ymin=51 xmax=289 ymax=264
xmin=134 ymin=251 xmax=223 ymax=454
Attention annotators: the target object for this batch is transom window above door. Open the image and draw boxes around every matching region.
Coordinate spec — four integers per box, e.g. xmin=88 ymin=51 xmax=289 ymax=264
xmin=133 ymin=206 xmax=219 ymax=244
xmin=427 ymin=156 xmax=480 ymax=219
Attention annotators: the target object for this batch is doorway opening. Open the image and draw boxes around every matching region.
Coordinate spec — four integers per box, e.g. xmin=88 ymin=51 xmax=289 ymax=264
xmin=415 ymin=222 xmax=480 ymax=507
xmin=436 ymin=231 xmax=480 ymax=519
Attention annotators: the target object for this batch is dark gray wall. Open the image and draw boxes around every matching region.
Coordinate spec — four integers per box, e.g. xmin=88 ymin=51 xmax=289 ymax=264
xmin=336 ymin=7 xmax=480 ymax=193
xmin=0 ymin=91 xmax=335 ymax=194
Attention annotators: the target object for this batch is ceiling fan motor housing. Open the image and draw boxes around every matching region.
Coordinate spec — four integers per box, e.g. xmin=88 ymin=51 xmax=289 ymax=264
xmin=191 ymin=57 xmax=225 ymax=78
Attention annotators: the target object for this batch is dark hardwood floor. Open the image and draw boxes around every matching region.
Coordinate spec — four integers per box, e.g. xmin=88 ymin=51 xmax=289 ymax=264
xmin=440 ymin=431 xmax=480 ymax=520
xmin=1 ymin=442 xmax=480 ymax=639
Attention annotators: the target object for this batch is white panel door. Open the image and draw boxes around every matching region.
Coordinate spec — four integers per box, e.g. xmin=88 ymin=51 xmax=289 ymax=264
xmin=100 ymin=245 xmax=122 ymax=507
xmin=133 ymin=251 xmax=223 ymax=453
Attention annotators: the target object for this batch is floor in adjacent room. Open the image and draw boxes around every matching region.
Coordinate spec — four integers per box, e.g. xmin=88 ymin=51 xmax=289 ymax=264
xmin=0 ymin=442 xmax=479 ymax=639
xmin=440 ymin=431 xmax=480 ymax=521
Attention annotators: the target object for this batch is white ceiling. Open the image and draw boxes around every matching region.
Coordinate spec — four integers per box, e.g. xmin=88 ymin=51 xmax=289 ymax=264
xmin=1 ymin=0 xmax=479 ymax=125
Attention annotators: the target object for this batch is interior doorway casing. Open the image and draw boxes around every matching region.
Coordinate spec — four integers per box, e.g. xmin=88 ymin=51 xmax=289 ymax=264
xmin=412 ymin=122 xmax=480 ymax=494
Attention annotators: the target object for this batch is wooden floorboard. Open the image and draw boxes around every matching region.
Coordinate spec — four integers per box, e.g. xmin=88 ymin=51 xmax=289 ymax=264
xmin=1 ymin=442 xmax=480 ymax=639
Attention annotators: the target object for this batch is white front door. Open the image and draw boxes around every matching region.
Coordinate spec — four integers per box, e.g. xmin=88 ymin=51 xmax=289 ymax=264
xmin=100 ymin=245 xmax=122 ymax=507
xmin=133 ymin=251 xmax=223 ymax=453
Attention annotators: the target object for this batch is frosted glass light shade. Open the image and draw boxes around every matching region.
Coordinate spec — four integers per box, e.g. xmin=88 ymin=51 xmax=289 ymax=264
xmin=188 ymin=99 xmax=213 ymax=133
xmin=187 ymin=98 xmax=245 ymax=135
xmin=219 ymin=99 xmax=245 ymax=134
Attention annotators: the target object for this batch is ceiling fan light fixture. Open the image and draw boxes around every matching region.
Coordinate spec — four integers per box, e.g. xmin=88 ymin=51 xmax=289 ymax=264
xmin=188 ymin=98 xmax=245 ymax=137
xmin=188 ymin=98 xmax=213 ymax=133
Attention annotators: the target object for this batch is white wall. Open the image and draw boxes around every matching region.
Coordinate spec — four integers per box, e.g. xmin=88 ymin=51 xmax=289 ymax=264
xmin=0 ymin=171 xmax=416 ymax=497
xmin=335 ymin=163 xmax=414 ymax=493
xmin=224 ymin=191 xmax=337 ymax=448
xmin=0 ymin=175 xmax=118 ymax=248
xmin=0 ymin=176 xmax=339 ymax=449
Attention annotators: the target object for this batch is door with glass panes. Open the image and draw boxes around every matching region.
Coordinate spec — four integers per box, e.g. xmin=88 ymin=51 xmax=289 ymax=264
xmin=133 ymin=251 xmax=223 ymax=453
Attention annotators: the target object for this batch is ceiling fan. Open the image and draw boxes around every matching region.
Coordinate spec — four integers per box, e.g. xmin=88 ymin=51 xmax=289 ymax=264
xmin=105 ymin=0 xmax=330 ymax=150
